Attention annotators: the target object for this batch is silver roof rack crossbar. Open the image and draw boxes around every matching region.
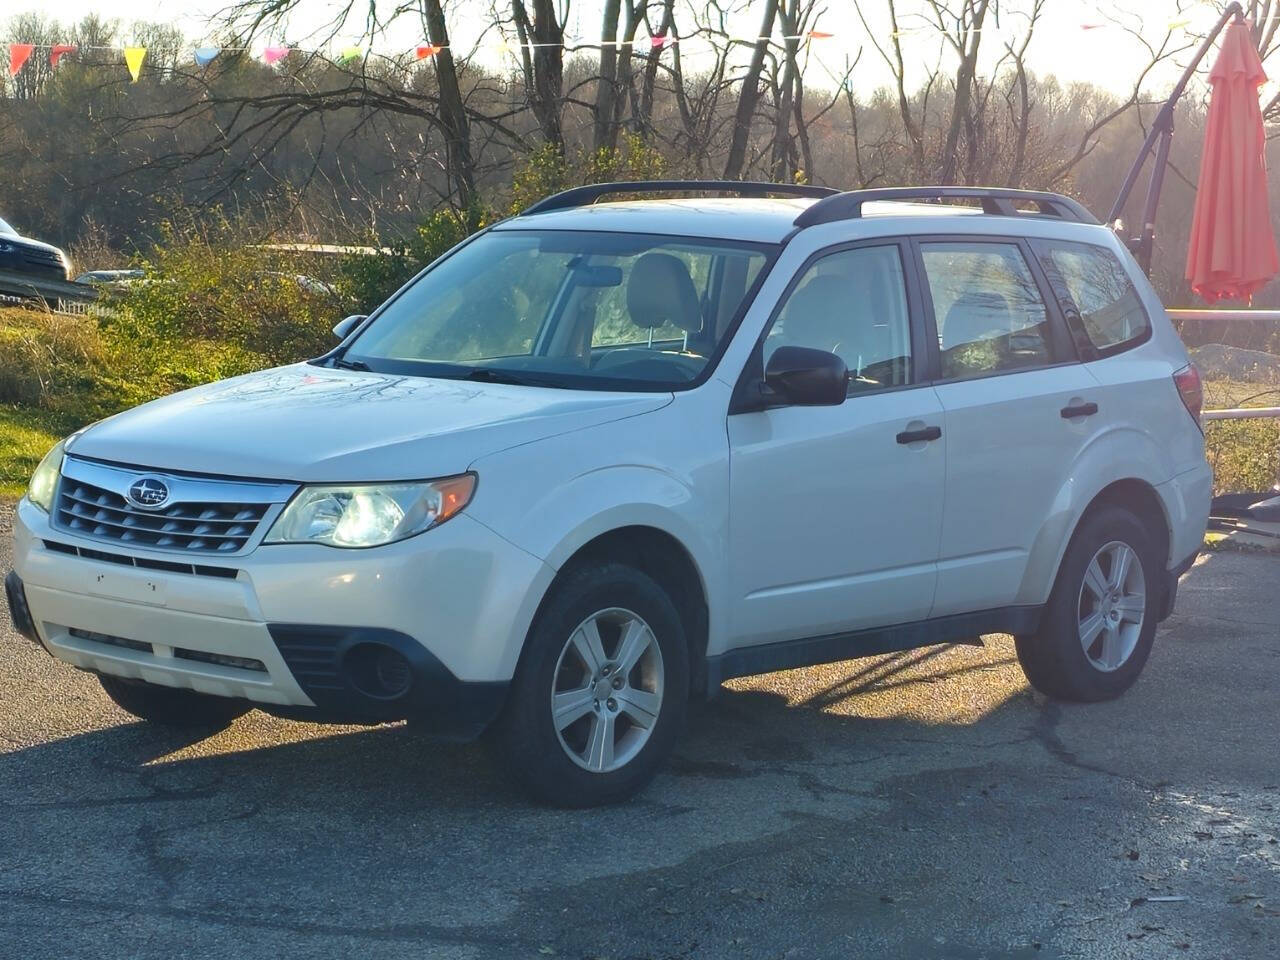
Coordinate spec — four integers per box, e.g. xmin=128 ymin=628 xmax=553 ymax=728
xmin=521 ymin=180 xmax=839 ymax=216
xmin=793 ymin=186 xmax=1098 ymax=228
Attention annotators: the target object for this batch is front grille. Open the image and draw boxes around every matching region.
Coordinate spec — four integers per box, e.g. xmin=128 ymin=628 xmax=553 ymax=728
xmin=56 ymin=478 xmax=271 ymax=554
xmin=69 ymin=627 xmax=150 ymax=653
xmin=22 ymin=248 xmax=61 ymax=266
xmin=42 ymin=539 xmax=239 ymax=578
xmin=67 ymin=628 xmax=267 ymax=673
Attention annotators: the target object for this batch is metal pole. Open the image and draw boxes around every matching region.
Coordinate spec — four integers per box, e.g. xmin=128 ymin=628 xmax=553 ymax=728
xmin=1106 ymin=1 xmax=1246 ymax=274
xmin=1136 ymin=129 xmax=1174 ymax=275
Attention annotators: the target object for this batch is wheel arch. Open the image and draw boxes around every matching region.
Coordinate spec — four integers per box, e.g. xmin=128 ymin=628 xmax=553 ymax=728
xmin=530 ymin=525 xmax=712 ymax=697
xmin=1019 ymin=475 xmax=1173 ymax=609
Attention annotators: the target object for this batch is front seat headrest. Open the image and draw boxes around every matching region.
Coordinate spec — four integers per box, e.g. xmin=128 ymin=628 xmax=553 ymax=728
xmin=781 ymin=275 xmax=856 ymax=354
xmin=626 ymin=253 xmax=702 ymax=333
xmin=942 ymin=291 xmax=1013 ymax=350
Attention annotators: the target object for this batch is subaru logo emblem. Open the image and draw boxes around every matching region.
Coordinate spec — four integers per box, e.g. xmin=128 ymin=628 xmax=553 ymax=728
xmin=127 ymin=477 xmax=170 ymax=509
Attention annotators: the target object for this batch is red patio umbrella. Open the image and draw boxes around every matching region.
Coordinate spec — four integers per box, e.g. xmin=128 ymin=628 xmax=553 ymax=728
xmin=1186 ymin=17 xmax=1279 ymax=304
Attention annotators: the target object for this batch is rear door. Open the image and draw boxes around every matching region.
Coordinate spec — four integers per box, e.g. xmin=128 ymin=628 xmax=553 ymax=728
xmin=726 ymin=240 xmax=946 ymax=648
xmin=915 ymin=237 xmax=1100 ymax=616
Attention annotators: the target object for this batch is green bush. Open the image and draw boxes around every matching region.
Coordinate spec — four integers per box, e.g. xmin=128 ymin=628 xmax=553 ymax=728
xmin=1205 ymin=418 xmax=1280 ymax=495
xmin=117 ymin=219 xmax=338 ymax=366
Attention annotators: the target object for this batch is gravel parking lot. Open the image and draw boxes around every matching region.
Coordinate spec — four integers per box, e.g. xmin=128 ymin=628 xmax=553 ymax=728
xmin=1 ymin=502 xmax=1277 ymax=960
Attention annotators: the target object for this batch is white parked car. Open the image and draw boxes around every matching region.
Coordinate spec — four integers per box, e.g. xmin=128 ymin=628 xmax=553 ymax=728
xmin=7 ymin=184 xmax=1212 ymax=806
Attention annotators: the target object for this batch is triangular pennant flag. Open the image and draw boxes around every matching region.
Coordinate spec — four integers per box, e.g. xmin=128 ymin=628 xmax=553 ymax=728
xmin=649 ymin=34 xmax=674 ymax=49
xmin=193 ymin=45 xmax=220 ymax=68
xmin=807 ymin=30 xmax=833 ymax=40
xmin=263 ymin=45 xmax=290 ymax=65
xmin=49 ymin=44 xmax=78 ymax=68
xmin=9 ymin=43 xmax=34 ymax=78
xmin=123 ymin=46 xmax=146 ymax=82
xmin=1080 ymin=22 xmax=1106 ymax=31
xmin=338 ymin=46 xmax=363 ymax=64
xmin=416 ymin=44 xmax=442 ymax=59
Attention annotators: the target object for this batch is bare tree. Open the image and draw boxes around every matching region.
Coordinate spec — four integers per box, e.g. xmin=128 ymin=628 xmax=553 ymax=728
xmin=509 ymin=0 xmax=568 ymax=152
xmin=723 ymin=0 xmax=780 ymax=180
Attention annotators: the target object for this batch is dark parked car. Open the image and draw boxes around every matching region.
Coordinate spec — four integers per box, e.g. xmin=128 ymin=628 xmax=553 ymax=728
xmin=0 ymin=216 xmax=71 ymax=296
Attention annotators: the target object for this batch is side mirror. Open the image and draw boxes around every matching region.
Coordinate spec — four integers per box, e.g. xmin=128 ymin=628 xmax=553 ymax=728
xmin=332 ymin=314 xmax=366 ymax=341
xmin=764 ymin=345 xmax=848 ymax=406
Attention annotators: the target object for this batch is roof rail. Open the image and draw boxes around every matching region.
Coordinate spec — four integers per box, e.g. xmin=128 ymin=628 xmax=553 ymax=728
xmin=521 ymin=180 xmax=839 ymax=216
xmin=793 ymin=186 xmax=1098 ymax=228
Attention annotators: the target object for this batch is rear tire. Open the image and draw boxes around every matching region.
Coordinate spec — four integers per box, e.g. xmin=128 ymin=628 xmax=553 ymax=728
xmin=490 ymin=562 xmax=689 ymax=807
xmin=1016 ymin=505 xmax=1160 ymax=702
xmin=97 ymin=674 xmax=249 ymax=728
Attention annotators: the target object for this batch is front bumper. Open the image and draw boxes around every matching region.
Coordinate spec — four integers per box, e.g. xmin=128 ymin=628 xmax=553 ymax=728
xmin=11 ymin=498 xmax=553 ymax=731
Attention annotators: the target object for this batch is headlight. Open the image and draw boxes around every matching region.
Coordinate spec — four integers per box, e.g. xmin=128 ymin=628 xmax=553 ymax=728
xmin=265 ymin=474 xmax=476 ymax=548
xmin=27 ymin=439 xmax=65 ymax=513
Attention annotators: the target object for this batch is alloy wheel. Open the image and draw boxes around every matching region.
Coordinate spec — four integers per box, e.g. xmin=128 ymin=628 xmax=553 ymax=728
xmin=550 ymin=607 xmax=665 ymax=773
xmin=1077 ymin=540 xmax=1146 ymax=673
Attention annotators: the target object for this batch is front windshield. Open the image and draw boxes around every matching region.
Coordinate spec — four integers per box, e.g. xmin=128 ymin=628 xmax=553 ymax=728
xmin=342 ymin=229 xmax=774 ymax=389
xmin=0 ymin=216 xmax=15 ymax=236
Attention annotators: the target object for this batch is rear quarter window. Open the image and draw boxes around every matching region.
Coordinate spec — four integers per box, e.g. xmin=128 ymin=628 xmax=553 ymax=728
xmin=1036 ymin=240 xmax=1150 ymax=354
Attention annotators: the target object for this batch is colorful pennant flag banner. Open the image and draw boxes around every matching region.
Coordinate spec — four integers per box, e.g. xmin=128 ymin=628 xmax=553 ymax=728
xmin=8 ymin=43 xmax=33 ymax=78
xmin=193 ymin=45 xmax=220 ymax=68
xmin=9 ymin=15 xmax=1194 ymax=85
xmin=123 ymin=46 xmax=146 ymax=82
xmin=50 ymin=43 xmax=77 ymax=67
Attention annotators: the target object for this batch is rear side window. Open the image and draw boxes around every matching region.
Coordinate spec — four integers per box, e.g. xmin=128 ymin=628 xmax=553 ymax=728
xmin=919 ymin=241 xmax=1061 ymax=380
xmin=1035 ymin=240 xmax=1150 ymax=354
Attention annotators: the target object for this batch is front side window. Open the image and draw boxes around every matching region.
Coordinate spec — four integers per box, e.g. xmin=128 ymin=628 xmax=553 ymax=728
xmin=920 ymin=241 xmax=1060 ymax=380
xmin=1035 ymin=240 xmax=1150 ymax=354
xmin=764 ymin=244 xmax=913 ymax=393
xmin=343 ymin=230 xmax=772 ymax=390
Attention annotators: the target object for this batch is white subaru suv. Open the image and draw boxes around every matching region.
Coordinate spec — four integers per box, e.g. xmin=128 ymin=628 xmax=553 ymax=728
xmin=7 ymin=183 xmax=1211 ymax=806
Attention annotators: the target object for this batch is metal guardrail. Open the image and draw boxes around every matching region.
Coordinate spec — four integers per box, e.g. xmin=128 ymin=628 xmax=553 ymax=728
xmin=1168 ymin=308 xmax=1280 ymax=322
xmin=1167 ymin=308 xmax=1280 ymax=421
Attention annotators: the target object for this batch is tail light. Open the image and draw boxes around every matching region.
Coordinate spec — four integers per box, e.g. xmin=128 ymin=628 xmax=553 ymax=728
xmin=1173 ymin=363 xmax=1203 ymax=430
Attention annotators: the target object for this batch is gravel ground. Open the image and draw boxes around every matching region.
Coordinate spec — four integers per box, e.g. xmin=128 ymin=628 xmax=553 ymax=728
xmin=1 ymin=501 xmax=1277 ymax=960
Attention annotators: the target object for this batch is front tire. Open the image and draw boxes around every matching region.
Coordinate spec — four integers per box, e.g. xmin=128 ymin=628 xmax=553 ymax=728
xmin=97 ymin=674 xmax=249 ymax=728
xmin=1016 ymin=505 xmax=1160 ymax=702
xmin=490 ymin=562 xmax=689 ymax=807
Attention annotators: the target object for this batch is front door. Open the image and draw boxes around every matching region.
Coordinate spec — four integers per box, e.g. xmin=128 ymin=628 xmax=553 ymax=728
xmin=727 ymin=242 xmax=946 ymax=648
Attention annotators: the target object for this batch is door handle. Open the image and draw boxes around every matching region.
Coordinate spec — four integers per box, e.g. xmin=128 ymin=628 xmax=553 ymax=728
xmin=1060 ymin=401 xmax=1099 ymax=419
xmin=896 ymin=425 xmax=942 ymax=444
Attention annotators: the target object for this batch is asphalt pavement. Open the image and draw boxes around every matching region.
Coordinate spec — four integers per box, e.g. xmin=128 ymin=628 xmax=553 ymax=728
xmin=1 ymin=501 xmax=1277 ymax=960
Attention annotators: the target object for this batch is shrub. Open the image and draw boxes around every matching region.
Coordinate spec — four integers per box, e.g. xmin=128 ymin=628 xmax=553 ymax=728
xmin=115 ymin=216 xmax=340 ymax=366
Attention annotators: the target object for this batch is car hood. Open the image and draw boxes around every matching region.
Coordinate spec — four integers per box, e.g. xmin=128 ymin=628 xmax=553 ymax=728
xmin=70 ymin=363 xmax=672 ymax=482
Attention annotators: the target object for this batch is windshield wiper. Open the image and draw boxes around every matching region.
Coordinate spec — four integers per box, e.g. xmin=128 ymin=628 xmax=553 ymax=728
xmin=329 ymin=356 xmax=370 ymax=371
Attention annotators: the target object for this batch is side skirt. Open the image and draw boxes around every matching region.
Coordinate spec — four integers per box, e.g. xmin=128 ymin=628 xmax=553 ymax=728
xmin=703 ymin=605 xmax=1044 ymax=693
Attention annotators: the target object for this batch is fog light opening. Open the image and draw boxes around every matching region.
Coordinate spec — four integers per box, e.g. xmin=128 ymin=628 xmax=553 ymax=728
xmin=345 ymin=643 xmax=413 ymax=700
